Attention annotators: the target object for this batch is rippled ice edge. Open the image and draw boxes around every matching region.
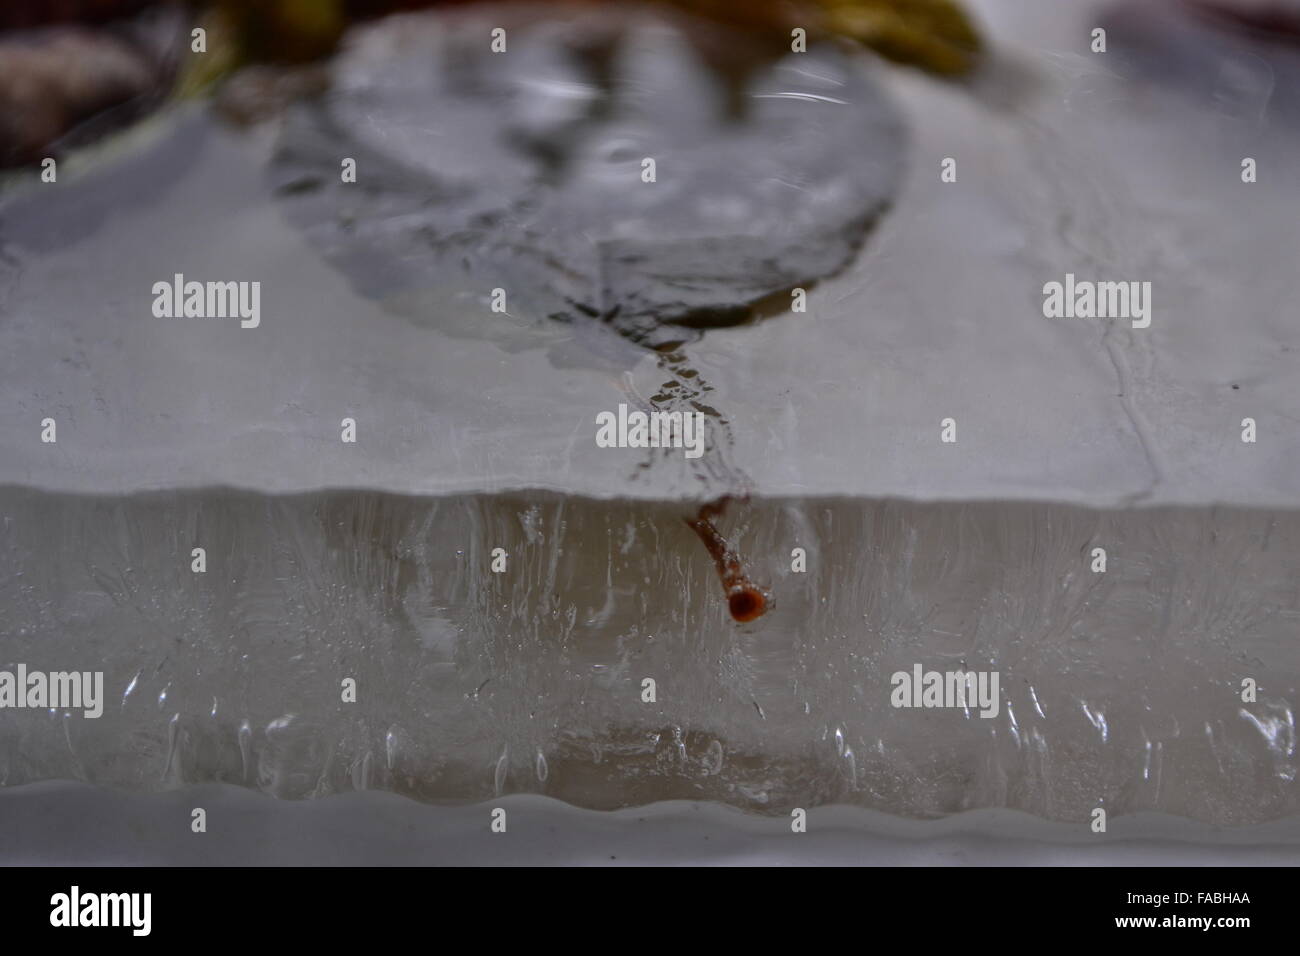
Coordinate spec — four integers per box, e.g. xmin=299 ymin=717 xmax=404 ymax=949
xmin=3 ymin=783 xmax=1300 ymax=865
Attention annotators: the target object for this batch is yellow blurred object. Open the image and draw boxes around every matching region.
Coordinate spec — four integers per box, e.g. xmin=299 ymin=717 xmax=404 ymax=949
xmin=667 ymin=0 xmax=980 ymax=75
xmin=219 ymin=0 xmax=347 ymax=64
xmin=818 ymin=0 xmax=980 ymax=74
xmin=174 ymin=10 xmax=240 ymax=98
xmin=207 ymin=0 xmax=979 ymax=76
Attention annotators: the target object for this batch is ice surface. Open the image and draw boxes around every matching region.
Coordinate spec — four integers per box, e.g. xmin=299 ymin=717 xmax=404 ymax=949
xmin=271 ymin=4 xmax=905 ymax=348
xmin=3 ymin=782 xmax=1299 ymax=865
xmin=1 ymin=489 xmax=1297 ymax=823
xmin=0 ymin=1 xmax=1296 ymax=504
xmin=1 ymin=0 xmax=1299 ymax=847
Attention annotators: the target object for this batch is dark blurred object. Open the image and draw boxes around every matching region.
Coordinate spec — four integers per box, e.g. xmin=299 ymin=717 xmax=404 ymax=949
xmin=1186 ymin=0 xmax=1300 ymax=39
xmin=0 ymin=0 xmax=167 ymax=31
xmin=0 ymin=9 xmax=185 ymax=167
xmin=217 ymin=0 xmax=345 ymax=63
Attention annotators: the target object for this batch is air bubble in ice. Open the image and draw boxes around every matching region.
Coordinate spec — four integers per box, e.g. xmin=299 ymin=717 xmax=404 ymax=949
xmin=703 ymin=739 xmax=723 ymax=776
xmin=495 ymin=746 xmax=509 ymax=796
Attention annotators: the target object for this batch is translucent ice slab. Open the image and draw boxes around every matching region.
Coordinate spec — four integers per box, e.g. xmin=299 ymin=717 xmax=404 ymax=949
xmin=1 ymin=0 xmax=1299 ymax=855
xmin=1 ymin=489 xmax=1297 ymax=825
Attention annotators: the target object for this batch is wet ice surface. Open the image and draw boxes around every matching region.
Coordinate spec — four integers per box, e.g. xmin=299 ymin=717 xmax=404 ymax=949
xmin=1 ymin=489 xmax=1297 ymax=824
xmin=1 ymin=0 xmax=1300 ymax=844
xmin=271 ymin=4 xmax=904 ymax=349
xmin=0 ymin=1 xmax=1289 ymax=502
xmin=0 ymin=1 xmax=1297 ymax=503
xmin=265 ymin=1 xmax=905 ymax=495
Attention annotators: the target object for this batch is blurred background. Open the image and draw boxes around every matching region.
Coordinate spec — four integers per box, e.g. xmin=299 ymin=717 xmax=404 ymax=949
xmin=6 ymin=0 xmax=1300 ymax=168
xmin=1 ymin=0 xmax=986 ymax=168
